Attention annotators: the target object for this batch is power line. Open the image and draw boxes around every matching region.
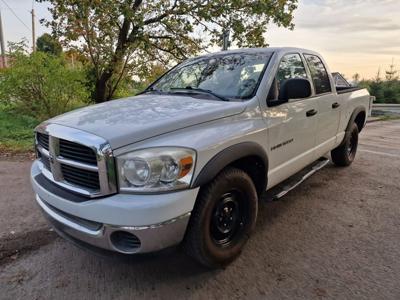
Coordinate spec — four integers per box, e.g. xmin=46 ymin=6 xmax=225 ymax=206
xmin=0 ymin=0 xmax=30 ymax=31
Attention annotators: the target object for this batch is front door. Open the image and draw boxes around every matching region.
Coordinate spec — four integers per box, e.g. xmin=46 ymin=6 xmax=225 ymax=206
xmin=265 ymin=53 xmax=319 ymax=188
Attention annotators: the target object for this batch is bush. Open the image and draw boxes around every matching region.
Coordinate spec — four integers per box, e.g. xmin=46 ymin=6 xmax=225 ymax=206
xmin=359 ymin=79 xmax=400 ymax=104
xmin=0 ymin=103 xmax=39 ymax=152
xmin=0 ymin=51 xmax=90 ymax=120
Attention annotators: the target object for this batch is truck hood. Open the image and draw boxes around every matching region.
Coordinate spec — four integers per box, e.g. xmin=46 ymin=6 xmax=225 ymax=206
xmin=49 ymin=94 xmax=246 ymax=149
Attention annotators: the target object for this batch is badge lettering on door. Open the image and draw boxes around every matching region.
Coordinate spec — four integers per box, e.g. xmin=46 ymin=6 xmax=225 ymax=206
xmin=271 ymin=138 xmax=294 ymax=151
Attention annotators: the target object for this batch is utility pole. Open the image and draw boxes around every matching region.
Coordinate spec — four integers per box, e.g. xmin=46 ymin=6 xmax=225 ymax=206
xmin=0 ymin=10 xmax=6 ymax=68
xmin=222 ymin=29 xmax=230 ymax=51
xmin=31 ymin=9 xmax=36 ymax=52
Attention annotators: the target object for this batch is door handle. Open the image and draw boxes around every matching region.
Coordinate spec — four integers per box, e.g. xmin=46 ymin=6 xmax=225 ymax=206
xmin=332 ymin=102 xmax=340 ymax=109
xmin=306 ymin=109 xmax=318 ymax=117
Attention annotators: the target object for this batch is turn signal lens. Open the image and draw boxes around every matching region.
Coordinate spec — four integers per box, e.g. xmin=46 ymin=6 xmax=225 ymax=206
xmin=179 ymin=156 xmax=193 ymax=178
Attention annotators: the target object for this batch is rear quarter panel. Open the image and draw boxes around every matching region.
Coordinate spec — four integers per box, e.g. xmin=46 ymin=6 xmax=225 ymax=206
xmin=338 ymin=88 xmax=370 ymax=133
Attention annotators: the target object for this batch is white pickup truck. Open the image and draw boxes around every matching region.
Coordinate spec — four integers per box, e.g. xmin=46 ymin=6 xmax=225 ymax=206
xmin=31 ymin=47 xmax=372 ymax=268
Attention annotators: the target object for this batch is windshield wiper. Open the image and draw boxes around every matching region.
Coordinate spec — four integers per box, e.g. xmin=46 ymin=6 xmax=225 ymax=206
xmin=137 ymin=86 xmax=162 ymax=95
xmin=170 ymin=86 xmax=230 ymax=102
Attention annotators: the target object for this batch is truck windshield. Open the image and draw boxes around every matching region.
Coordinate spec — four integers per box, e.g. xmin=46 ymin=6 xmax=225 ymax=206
xmin=150 ymin=52 xmax=272 ymax=100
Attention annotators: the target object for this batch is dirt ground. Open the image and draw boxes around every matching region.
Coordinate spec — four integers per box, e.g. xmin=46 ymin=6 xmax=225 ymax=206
xmin=0 ymin=120 xmax=400 ymax=300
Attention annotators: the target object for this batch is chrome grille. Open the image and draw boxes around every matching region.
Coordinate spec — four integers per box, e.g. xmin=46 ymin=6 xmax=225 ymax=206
xmin=35 ymin=124 xmax=116 ymax=198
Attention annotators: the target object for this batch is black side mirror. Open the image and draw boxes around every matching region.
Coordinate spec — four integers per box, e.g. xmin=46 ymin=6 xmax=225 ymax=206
xmin=279 ymin=78 xmax=312 ymax=102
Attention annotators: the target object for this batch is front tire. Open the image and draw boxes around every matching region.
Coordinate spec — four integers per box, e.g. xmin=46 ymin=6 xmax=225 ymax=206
xmin=331 ymin=122 xmax=359 ymax=167
xmin=184 ymin=167 xmax=258 ymax=268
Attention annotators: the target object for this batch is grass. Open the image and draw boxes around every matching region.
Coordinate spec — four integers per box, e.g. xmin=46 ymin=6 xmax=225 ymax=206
xmin=0 ymin=104 xmax=40 ymax=154
xmin=378 ymin=115 xmax=400 ymax=121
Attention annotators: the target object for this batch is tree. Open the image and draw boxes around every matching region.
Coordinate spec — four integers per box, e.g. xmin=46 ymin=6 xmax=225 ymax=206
xmin=385 ymin=59 xmax=399 ymax=82
xmin=383 ymin=61 xmax=400 ymax=103
xmin=352 ymin=73 xmax=360 ymax=85
xmin=39 ymin=0 xmax=298 ymax=103
xmin=37 ymin=33 xmax=63 ymax=56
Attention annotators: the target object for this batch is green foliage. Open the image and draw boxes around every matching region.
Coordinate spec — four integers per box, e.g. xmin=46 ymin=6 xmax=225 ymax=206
xmin=39 ymin=0 xmax=298 ymax=102
xmin=37 ymin=33 xmax=63 ymax=56
xmin=0 ymin=103 xmax=39 ymax=152
xmin=111 ymin=77 xmax=136 ymax=99
xmin=0 ymin=51 xmax=90 ymax=120
xmin=7 ymin=39 xmax=30 ymax=55
xmin=358 ymin=65 xmax=400 ymax=104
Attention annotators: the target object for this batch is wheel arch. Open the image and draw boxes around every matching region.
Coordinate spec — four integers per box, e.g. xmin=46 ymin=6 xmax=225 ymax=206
xmin=347 ymin=106 xmax=366 ymax=133
xmin=191 ymin=142 xmax=268 ymax=196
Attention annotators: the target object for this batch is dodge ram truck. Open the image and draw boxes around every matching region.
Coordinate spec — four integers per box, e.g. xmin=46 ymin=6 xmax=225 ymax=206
xmin=31 ymin=47 xmax=372 ymax=268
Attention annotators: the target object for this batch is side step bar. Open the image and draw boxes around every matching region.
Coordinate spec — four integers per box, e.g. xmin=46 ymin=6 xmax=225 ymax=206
xmin=263 ymin=157 xmax=330 ymax=202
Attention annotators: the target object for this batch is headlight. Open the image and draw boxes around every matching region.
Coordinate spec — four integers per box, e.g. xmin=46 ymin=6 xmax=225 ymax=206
xmin=117 ymin=147 xmax=196 ymax=193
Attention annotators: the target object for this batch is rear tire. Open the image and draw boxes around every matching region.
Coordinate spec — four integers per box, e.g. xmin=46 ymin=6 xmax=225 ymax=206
xmin=331 ymin=122 xmax=359 ymax=167
xmin=184 ymin=167 xmax=258 ymax=268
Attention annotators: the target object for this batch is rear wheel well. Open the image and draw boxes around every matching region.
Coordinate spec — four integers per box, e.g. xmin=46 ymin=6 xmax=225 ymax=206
xmin=228 ymin=156 xmax=267 ymax=196
xmin=354 ymin=111 xmax=366 ymax=132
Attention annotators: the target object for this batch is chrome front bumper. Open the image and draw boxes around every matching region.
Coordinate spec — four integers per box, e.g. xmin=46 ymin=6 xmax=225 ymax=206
xmin=31 ymin=160 xmax=198 ymax=254
xmin=36 ymin=194 xmax=190 ymax=254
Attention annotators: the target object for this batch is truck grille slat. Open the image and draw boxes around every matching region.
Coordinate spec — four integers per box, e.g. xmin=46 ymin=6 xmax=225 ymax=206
xmin=60 ymin=146 xmax=94 ymax=156
xmin=60 ymin=140 xmax=97 ymax=165
xmin=59 ymin=148 xmax=96 ymax=158
xmin=59 ymin=152 xmax=97 ymax=165
xmin=59 ymin=143 xmax=95 ymax=153
xmin=61 ymin=164 xmax=100 ymax=190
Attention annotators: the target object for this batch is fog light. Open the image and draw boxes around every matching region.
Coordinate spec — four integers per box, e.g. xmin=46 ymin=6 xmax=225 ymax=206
xmin=110 ymin=231 xmax=141 ymax=253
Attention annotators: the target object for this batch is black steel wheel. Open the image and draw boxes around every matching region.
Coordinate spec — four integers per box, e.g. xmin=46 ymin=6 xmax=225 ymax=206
xmin=210 ymin=190 xmax=247 ymax=247
xmin=184 ymin=167 xmax=258 ymax=268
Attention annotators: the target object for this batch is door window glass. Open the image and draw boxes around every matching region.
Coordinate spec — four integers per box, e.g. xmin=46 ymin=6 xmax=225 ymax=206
xmin=276 ymin=54 xmax=308 ymax=86
xmin=304 ymin=54 xmax=332 ymax=94
xmin=270 ymin=54 xmax=308 ymax=101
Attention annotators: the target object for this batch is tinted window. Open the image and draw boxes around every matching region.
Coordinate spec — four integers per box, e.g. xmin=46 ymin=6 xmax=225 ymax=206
xmin=304 ymin=54 xmax=332 ymax=94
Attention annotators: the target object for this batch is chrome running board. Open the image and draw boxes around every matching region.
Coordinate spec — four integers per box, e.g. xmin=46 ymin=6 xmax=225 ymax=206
xmin=263 ymin=157 xmax=330 ymax=202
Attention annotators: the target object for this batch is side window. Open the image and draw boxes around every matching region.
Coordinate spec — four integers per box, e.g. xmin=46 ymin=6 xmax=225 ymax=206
xmin=304 ymin=54 xmax=332 ymax=94
xmin=332 ymin=73 xmax=351 ymax=88
xmin=276 ymin=54 xmax=308 ymax=87
xmin=268 ymin=54 xmax=308 ymax=101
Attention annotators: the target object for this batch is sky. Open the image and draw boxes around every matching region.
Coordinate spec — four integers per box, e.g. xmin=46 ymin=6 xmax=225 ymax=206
xmin=0 ymin=0 xmax=399 ymax=79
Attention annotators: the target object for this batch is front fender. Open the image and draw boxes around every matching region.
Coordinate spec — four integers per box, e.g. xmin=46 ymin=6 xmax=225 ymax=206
xmin=191 ymin=142 xmax=268 ymax=189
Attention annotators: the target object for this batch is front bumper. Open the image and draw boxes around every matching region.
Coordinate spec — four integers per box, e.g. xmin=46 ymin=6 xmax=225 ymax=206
xmin=31 ymin=160 xmax=199 ymax=254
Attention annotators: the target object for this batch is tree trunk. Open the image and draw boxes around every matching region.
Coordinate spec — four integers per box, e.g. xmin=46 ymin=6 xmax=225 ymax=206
xmin=93 ymin=16 xmax=133 ymax=103
xmin=94 ymin=68 xmax=116 ymax=103
xmin=94 ymin=76 xmax=110 ymax=103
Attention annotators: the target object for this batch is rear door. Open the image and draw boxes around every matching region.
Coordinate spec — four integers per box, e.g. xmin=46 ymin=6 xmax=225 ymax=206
xmin=266 ymin=53 xmax=319 ymax=188
xmin=303 ymin=54 xmax=341 ymax=157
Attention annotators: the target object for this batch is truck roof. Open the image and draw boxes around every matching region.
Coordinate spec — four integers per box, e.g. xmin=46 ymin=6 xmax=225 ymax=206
xmin=191 ymin=47 xmax=321 ymax=60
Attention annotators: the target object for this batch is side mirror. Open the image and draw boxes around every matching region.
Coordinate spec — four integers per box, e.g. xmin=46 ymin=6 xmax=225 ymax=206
xmin=279 ymin=78 xmax=312 ymax=102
